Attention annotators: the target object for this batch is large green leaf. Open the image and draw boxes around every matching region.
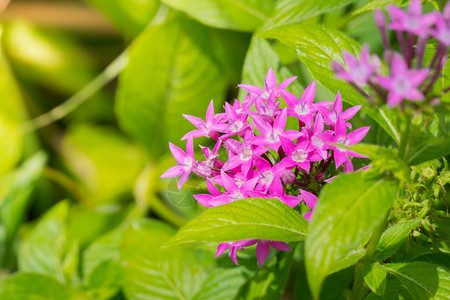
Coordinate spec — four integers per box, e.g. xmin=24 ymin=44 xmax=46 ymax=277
xmin=258 ymin=24 xmax=400 ymax=144
xmin=374 ymin=219 xmax=421 ymax=261
xmin=0 ymin=153 xmax=47 ymax=267
xmin=18 ymin=201 xmax=70 ymax=283
xmin=238 ymin=38 xmax=303 ymax=102
xmin=366 ymin=262 xmax=450 ymax=300
xmin=305 ymin=172 xmax=397 ymax=298
xmin=160 ymin=0 xmax=274 ymax=32
xmin=364 ymin=262 xmax=387 ymax=296
xmin=84 ymin=259 xmax=121 ymax=300
xmin=406 ymin=136 xmax=450 ymax=166
xmin=83 ymin=0 xmax=160 ymax=37
xmin=0 ymin=272 xmax=71 ymax=300
xmin=167 ymin=198 xmax=308 ymax=246
xmin=116 ymin=15 xmax=227 ymax=158
xmin=261 ymin=0 xmax=357 ymax=32
xmin=121 ymin=218 xmax=248 ymax=300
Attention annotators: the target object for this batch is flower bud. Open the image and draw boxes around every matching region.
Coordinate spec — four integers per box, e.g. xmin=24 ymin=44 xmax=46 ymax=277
xmin=316 ymin=172 xmax=325 ymax=182
xmin=374 ymin=9 xmax=386 ymax=28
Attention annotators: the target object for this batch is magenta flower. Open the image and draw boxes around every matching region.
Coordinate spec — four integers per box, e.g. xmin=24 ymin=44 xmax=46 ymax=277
xmin=182 ymin=100 xmax=226 ymax=140
xmin=253 ymin=156 xmax=283 ymax=195
xmin=215 ymin=239 xmax=257 ymax=265
xmin=255 ymin=240 xmax=290 ymax=267
xmin=279 ymin=136 xmax=321 ymax=173
xmin=160 ymin=138 xmax=196 ymax=189
xmin=431 ymin=13 xmax=450 ymax=47
xmin=253 ymin=108 xmax=301 ymax=151
xmin=304 ymin=113 xmax=335 ymax=160
xmin=335 ymin=46 xmax=380 ymax=85
xmin=387 ymin=0 xmax=435 ymax=37
xmin=316 ymin=92 xmax=361 ymax=128
xmin=238 ymin=67 xmax=297 ymax=99
xmin=282 ymin=82 xmax=318 ymax=127
xmin=332 ymin=117 xmax=370 ymax=168
xmin=222 ymin=131 xmax=268 ymax=176
xmin=376 ymin=54 xmax=429 ymax=106
xmin=299 ymin=189 xmax=318 ymax=221
xmin=218 ymin=102 xmax=250 ymax=138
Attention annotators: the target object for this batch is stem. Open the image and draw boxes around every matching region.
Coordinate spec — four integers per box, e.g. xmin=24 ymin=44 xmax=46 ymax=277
xmin=398 ymin=113 xmax=411 ymax=160
xmin=19 ymin=49 xmax=129 ymax=133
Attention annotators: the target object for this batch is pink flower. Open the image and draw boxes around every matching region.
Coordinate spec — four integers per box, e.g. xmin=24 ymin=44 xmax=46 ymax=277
xmin=160 ymin=138 xmax=196 ymax=189
xmin=430 ymin=12 xmax=450 ymax=47
xmin=255 ymin=240 xmax=290 ymax=267
xmin=335 ymin=46 xmax=381 ymax=85
xmin=376 ymin=54 xmax=429 ymax=106
xmin=238 ymin=68 xmax=297 ymax=99
xmin=316 ymin=92 xmax=361 ymax=128
xmin=332 ymin=117 xmax=370 ymax=168
xmin=182 ymin=100 xmax=226 ymax=140
xmin=215 ymin=239 xmax=257 ymax=265
xmin=282 ymin=82 xmax=318 ymax=127
xmin=387 ymin=0 xmax=435 ymax=37
xmin=299 ymin=189 xmax=318 ymax=221
xmin=279 ymin=136 xmax=321 ymax=173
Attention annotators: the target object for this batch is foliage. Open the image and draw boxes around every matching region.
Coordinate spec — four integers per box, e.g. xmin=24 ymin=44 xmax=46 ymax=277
xmin=0 ymin=0 xmax=449 ymax=300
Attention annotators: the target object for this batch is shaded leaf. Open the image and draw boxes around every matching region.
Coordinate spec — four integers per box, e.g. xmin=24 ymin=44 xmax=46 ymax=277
xmin=305 ymin=172 xmax=397 ymax=298
xmin=374 ymin=219 xmax=421 ymax=261
xmin=116 ymin=15 xmax=227 ymax=159
xmin=364 ymin=262 xmax=387 ymax=296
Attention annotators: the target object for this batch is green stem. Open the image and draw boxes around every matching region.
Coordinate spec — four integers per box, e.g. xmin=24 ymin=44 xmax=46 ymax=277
xmin=19 ymin=49 xmax=129 ymax=133
xmin=351 ymin=209 xmax=390 ymax=300
xmin=398 ymin=114 xmax=411 ymax=160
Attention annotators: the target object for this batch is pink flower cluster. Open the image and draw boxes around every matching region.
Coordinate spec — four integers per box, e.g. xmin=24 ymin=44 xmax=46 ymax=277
xmin=333 ymin=0 xmax=450 ymax=107
xmin=161 ymin=69 xmax=369 ymax=266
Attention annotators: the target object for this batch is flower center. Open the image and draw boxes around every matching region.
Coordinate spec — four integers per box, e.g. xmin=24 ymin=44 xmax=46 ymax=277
xmin=230 ymin=120 xmax=244 ymax=132
xmin=294 ymin=104 xmax=309 ymax=115
xmin=336 ymin=137 xmax=347 ymax=152
xmin=405 ymin=16 xmax=420 ymax=30
xmin=292 ymin=149 xmax=307 ymax=162
xmin=311 ymin=136 xmax=324 ymax=148
xmin=231 ymin=191 xmax=244 ymax=202
xmin=239 ymin=146 xmax=253 ymax=161
xmin=260 ymin=170 xmax=274 ymax=185
xmin=266 ymin=129 xmax=280 ymax=144
xmin=261 ymin=91 xmax=270 ymax=99
xmin=393 ymin=76 xmax=411 ymax=95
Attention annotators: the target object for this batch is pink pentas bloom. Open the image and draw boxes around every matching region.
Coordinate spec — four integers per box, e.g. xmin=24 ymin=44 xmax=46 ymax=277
xmin=160 ymin=138 xmax=196 ymax=189
xmin=182 ymin=100 xmax=227 ymax=140
xmin=238 ymin=67 xmax=297 ymax=99
xmin=332 ymin=117 xmax=370 ymax=168
xmin=316 ymin=92 xmax=361 ymax=128
xmin=218 ymin=102 xmax=250 ymax=138
xmin=279 ymin=136 xmax=322 ymax=173
xmin=215 ymin=239 xmax=257 ymax=265
xmin=255 ymin=241 xmax=290 ymax=267
xmin=376 ymin=54 xmax=429 ymax=106
xmin=282 ymin=82 xmax=318 ymax=127
xmin=253 ymin=108 xmax=301 ymax=151
xmin=335 ymin=46 xmax=381 ymax=85
xmin=253 ymin=156 xmax=283 ymax=195
xmin=431 ymin=13 xmax=450 ymax=47
xmin=299 ymin=189 xmax=318 ymax=221
xmin=387 ymin=0 xmax=435 ymax=37
xmin=304 ymin=113 xmax=335 ymax=160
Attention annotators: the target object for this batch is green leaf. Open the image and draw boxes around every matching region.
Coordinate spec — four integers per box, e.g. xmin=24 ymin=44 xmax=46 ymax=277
xmin=371 ymin=262 xmax=450 ymax=300
xmin=116 ymin=15 xmax=227 ymax=159
xmin=0 ymin=30 xmax=26 ymax=177
xmin=61 ymin=124 xmax=145 ymax=205
xmin=374 ymin=219 xmax=421 ymax=261
xmin=238 ymin=38 xmax=304 ymax=102
xmin=305 ymin=172 xmax=397 ymax=298
xmin=167 ymin=198 xmax=308 ymax=246
xmin=239 ymin=250 xmax=294 ymax=300
xmin=0 ymin=272 xmax=71 ymax=300
xmin=261 ymin=0 xmax=357 ymax=32
xmin=353 ymin=0 xmax=405 ymax=16
xmin=0 ymin=153 xmax=47 ymax=267
xmin=84 ymin=0 xmax=160 ymax=37
xmin=84 ymin=259 xmax=120 ymax=300
xmin=350 ymin=143 xmax=410 ymax=183
xmin=406 ymin=136 xmax=450 ymax=166
xmin=160 ymin=0 xmax=274 ymax=32
xmin=364 ymin=262 xmax=387 ymax=296
xmin=18 ymin=201 xmax=70 ymax=283
xmin=258 ymin=24 xmax=401 ymax=144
